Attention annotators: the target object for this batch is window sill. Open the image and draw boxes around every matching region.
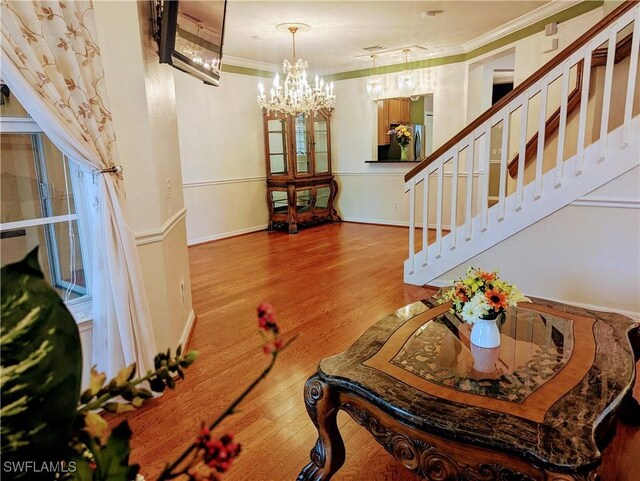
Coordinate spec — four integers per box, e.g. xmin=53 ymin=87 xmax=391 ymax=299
xmin=66 ymin=295 xmax=93 ymax=328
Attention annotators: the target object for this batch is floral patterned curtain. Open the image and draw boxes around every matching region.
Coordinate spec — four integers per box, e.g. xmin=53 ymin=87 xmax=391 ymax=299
xmin=1 ymin=1 xmax=158 ymax=376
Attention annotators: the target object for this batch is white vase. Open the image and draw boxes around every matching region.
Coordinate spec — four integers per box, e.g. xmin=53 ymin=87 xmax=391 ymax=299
xmin=470 ymin=314 xmax=502 ymax=348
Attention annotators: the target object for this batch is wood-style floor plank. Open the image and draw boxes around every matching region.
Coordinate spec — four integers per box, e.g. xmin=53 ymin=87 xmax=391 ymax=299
xmin=115 ymin=222 xmax=638 ymax=481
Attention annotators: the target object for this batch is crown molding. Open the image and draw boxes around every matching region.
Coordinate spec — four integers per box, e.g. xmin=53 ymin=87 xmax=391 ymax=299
xmin=462 ymin=0 xmax=584 ymax=52
xmin=223 ymin=1 xmax=603 ymax=79
xmin=223 ymin=55 xmax=280 ymax=73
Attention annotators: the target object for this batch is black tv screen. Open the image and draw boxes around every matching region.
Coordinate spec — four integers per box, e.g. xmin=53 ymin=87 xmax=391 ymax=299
xmin=158 ymin=0 xmax=227 ymax=86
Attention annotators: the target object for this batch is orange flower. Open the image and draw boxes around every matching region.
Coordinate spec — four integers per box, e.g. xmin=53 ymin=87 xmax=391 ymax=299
xmin=454 ymin=283 xmax=469 ymax=302
xmin=485 ymin=288 xmax=507 ymax=310
xmin=479 ymin=271 xmax=496 ymax=282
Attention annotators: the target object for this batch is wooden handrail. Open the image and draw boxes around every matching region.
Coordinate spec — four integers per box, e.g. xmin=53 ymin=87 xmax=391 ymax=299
xmin=506 ymin=32 xmax=634 ymax=178
xmin=405 ymin=0 xmax=638 ymax=183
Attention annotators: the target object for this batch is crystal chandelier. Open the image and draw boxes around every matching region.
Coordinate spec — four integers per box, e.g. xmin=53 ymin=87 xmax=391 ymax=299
xmin=366 ymin=54 xmax=383 ymax=100
xmin=258 ymin=25 xmax=335 ymax=116
xmin=397 ymin=49 xmax=417 ymax=98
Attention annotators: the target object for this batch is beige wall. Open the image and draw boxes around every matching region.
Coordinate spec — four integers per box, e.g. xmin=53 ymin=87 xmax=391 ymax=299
xmin=93 ymin=1 xmax=194 ymax=353
xmin=173 ymin=70 xmax=269 ymax=244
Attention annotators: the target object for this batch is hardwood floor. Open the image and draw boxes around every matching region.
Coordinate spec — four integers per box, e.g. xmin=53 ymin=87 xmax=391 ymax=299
xmin=121 ymin=222 xmax=639 ymax=481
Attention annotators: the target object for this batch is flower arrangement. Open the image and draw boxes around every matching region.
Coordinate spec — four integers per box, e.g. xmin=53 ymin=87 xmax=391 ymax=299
xmin=388 ymin=124 xmax=412 ymax=147
xmin=440 ymin=267 xmax=530 ymax=324
xmin=0 ymin=250 xmax=295 ymax=481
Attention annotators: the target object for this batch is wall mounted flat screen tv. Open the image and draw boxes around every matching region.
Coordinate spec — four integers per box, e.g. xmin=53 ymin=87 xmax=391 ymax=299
xmin=157 ymin=0 xmax=227 ymax=86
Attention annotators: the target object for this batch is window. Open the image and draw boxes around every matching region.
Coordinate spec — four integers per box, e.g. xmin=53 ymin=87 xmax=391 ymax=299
xmin=1 ymin=94 xmax=91 ymax=307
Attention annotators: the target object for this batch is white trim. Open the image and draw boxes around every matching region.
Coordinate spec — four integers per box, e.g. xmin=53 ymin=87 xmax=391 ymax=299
xmin=188 ymin=224 xmax=268 ymax=246
xmin=135 ymin=208 xmax=187 ymax=246
xmin=0 ymin=213 xmax=79 ymax=231
xmin=342 ymin=216 xmax=452 ymax=231
xmin=183 ymin=176 xmax=266 ymax=188
xmin=223 ymin=55 xmax=280 ymax=73
xmin=428 ymin=278 xmax=639 ymax=321
xmin=570 ymin=196 xmax=640 ymax=209
xmin=179 ymin=309 xmax=196 ymax=349
xmin=463 ymin=0 xmax=584 ymax=52
xmin=67 ymin=295 xmax=93 ymax=325
xmin=0 ymin=117 xmax=42 ymax=133
xmin=335 ymin=171 xmax=483 ymax=178
xmin=335 ymin=171 xmax=406 ymax=178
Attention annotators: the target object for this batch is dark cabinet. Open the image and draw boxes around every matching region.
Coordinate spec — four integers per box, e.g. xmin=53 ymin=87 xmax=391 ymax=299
xmin=263 ymin=110 xmax=340 ymax=234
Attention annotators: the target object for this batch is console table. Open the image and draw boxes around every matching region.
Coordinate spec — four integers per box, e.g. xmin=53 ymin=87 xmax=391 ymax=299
xmin=297 ymin=296 xmax=639 ymax=481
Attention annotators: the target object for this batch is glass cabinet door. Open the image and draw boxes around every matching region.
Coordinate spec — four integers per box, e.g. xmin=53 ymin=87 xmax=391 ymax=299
xmin=270 ymin=190 xmax=288 ymax=214
xmin=267 ymin=118 xmax=288 ymax=176
xmin=315 ymin=186 xmax=331 ymax=210
xmin=294 ymin=114 xmax=311 ymax=175
xmin=313 ymin=114 xmax=330 ymax=174
xmin=296 ymin=189 xmax=312 ymax=213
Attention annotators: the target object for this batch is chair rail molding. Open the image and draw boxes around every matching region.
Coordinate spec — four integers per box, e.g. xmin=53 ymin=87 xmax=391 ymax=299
xmin=182 ymin=176 xmax=267 ymax=189
xmin=570 ymin=196 xmax=640 ymax=209
xmin=135 ymin=207 xmax=187 ymax=246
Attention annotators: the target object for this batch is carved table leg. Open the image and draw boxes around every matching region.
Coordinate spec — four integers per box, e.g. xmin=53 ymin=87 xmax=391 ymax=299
xmin=619 ymin=393 xmax=640 ymax=426
xmin=544 ymin=469 xmax=600 ymax=480
xmin=297 ymin=376 xmax=345 ymax=481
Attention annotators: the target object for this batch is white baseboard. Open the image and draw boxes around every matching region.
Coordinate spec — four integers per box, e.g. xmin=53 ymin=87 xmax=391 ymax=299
xmin=428 ymin=278 xmax=640 ymax=321
xmin=342 ymin=216 xmax=409 ymax=227
xmin=342 ymin=216 xmax=452 ymax=230
xmin=179 ymin=309 xmax=196 ymax=349
xmin=188 ymin=224 xmax=268 ymax=246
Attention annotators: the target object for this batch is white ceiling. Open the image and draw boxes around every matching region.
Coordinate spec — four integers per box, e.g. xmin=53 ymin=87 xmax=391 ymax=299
xmin=220 ymin=0 xmax=565 ymax=74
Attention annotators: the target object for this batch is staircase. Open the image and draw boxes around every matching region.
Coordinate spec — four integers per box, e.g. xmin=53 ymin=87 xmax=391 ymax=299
xmin=404 ymin=2 xmax=640 ymax=286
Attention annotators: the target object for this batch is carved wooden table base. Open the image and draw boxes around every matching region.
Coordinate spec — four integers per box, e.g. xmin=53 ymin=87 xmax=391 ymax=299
xmin=297 ymin=298 xmax=638 ymax=480
xmin=297 ymin=376 xmax=601 ymax=481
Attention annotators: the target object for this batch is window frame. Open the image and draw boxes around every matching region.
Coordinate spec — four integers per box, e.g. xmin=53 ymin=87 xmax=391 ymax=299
xmin=0 ymin=115 xmax=93 ymax=321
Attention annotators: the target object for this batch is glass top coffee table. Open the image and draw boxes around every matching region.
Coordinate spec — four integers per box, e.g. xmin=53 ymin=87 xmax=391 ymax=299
xmin=297 ymin=296 xmax=639 ymax=481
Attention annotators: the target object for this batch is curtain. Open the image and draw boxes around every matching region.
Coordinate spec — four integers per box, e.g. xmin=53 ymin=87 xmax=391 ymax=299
xmin=1 ymin=1 xmax=158 ymax=376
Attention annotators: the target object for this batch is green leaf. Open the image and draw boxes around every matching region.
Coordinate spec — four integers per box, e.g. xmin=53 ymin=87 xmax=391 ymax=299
xmin=1 ymin=248 xmax=82 ymax=474
xmin=85 ymin=421 xmax=139 ymax=481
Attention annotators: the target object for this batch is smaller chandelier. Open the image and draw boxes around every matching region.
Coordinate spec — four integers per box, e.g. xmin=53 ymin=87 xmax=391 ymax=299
xmin=258 ymin=25 xmax=335 ymax=116
xmin=397 ymin=48 xmax=417 ymax=98
xmin=366 ymin=54 xmax=383 ymax=100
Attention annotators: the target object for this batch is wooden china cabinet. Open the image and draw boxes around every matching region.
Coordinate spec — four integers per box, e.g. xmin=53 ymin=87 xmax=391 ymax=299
xmin=263 ymin=109 xmax=340 ymax=234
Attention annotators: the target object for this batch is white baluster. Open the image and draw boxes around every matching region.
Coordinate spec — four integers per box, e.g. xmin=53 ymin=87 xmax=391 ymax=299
xmin=465 ymin=139 xmax=475 ymax=241
xmin=422 ymin=172 xmax=429 ymax=267
xmin=449 ymin=148 xmax=459 ymax=249
xmin=555 ymin=63 xmax=571 ymax=188
xmin=436 ymin=158 xmax=444 ymax=258
xmin=498 ymin=110 xmax=510 ymax=221
xmin=408 ymin=178 xmax=416 ymax=275
xmin=516 ymin=95 xmax=529 ymax=211
xmin=534 ymin=79 xmax=548 ymax=200
xmin=479 ymin=128 xmax=491 ymax=232
xmin=623 ymin=9 xmax=640 ymax=147
xmin=576 ymin=45 xmax=592 ymax=176
xmin=599 ymin=27 xmax=618 ymax=162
